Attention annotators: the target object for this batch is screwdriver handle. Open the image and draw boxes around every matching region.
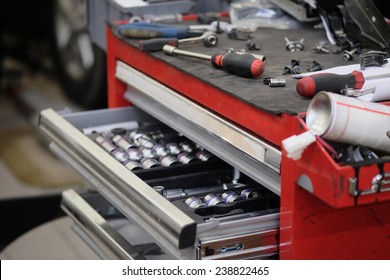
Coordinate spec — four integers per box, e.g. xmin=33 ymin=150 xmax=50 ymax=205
xmin=138 ymin=38 xmax=179 ymax=51
xmin=210 ymin=53 xmax=265 ymax=78
xmin=296 ymin=70 xmax=365 ymax=98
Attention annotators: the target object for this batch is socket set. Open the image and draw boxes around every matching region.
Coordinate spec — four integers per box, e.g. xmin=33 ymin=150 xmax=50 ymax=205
xmin=153 ymin=179 xmax=279 ymax=219
xmin=89 ymin=124 xmax=216 ymax=172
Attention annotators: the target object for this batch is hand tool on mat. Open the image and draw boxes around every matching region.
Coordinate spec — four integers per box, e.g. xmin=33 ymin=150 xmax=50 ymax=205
xmin=138 ymin=32 xmax=218 ymax=51
xmin=162 ymin=45 xmax=265 ymax=78
xmin=296 ymin=70 xmax=390 ymax=98
xmin=117 ymin=22 xmax=203 ymax=39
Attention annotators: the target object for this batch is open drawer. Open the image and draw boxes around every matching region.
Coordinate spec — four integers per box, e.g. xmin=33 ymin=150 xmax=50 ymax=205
xmin=39 ymin=107 xmax=280 ymax=259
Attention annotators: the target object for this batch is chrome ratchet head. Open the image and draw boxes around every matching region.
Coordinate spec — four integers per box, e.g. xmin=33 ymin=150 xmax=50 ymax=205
xmin=202 ymin=32 xmax=218 ymax=47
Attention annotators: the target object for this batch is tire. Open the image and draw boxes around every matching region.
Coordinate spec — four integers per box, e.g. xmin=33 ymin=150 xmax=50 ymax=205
xmin=51 ymin=0 xmax=107 ymax=109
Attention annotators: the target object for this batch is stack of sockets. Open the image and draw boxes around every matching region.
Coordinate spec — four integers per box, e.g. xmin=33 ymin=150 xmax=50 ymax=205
xmin=92 ymin=126 xmax=215 ymax=171
xmin=184 ymin=188 xmax=262 ymax=209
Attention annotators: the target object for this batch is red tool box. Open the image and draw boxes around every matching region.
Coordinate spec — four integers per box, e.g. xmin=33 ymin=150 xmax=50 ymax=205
xmin=105 ymin=25 xmax=390 ymax=259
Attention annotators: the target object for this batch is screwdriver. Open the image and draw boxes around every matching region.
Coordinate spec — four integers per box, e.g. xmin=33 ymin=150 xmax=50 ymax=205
xmin=117 ymin=22 xmax=197 ymax=39
xmin=163 ymin=45 xmax=265 ymax=78
xmin=296 ymin=70 xmax=388 ymax=98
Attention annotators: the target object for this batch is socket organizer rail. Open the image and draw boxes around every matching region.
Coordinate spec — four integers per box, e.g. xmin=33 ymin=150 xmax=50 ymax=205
xmin=39 ymin=107 xmax=280 ymax=259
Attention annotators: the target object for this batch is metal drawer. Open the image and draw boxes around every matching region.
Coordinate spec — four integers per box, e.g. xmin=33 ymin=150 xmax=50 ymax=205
xmin=62 ymin=189 xmax=279 ymax=260
xmin=39 ymin=106 xmax=280 ymax=259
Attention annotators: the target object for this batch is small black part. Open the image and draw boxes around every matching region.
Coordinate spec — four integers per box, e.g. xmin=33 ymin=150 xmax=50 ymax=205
xmin=111 ymin=127 xmax=127 ymax=135
xmin=307 ymin=60 xmax=324 ymax=72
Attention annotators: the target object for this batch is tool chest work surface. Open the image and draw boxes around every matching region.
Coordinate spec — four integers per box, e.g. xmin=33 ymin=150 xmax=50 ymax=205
xmin=114 ymin=25 xmax=356 ymax=115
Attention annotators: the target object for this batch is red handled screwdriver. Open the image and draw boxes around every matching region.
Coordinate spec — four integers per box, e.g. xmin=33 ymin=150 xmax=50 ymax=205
xmin=163 ymin=45 xmax=265 ymax=78
xmin=296 ymin=71 xmax=366 ymax=98
xmin=296 ymin=71 xmax=390 ymax=98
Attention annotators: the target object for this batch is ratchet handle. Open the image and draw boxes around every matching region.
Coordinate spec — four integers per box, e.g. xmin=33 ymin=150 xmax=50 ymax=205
xmin=296 ymin=71 xmax=365 ymax=98
xmin=138 ymin=38 xmax=179 ymax=51
xmin=211 ymin=53 xmax=265 ymax=78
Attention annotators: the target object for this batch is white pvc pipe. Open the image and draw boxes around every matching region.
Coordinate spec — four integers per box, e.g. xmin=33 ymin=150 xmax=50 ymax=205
xmin=306 ymin=91 xmax=390 ymax=152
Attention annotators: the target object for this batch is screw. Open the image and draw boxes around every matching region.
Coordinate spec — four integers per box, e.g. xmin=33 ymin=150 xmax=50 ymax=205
xmin=307 ymin=61 xmax=324 ymax=72
xmin=285 ymin=37 xmax=304 ymax=52
xmin=246 ymin=39 xmax=260 ymax=51
xmin=282 ymin=59 xmax=301 ymax=75
xmin=313 ymin=41 xmax=330 ymax=54
xmin=343 ymin=48 xmax=359 ymax=61
xmin=333 ymin=41 xmax=361 ymax=54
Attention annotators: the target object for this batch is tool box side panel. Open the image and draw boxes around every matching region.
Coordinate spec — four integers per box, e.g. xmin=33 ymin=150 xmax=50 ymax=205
xmin=280 ymin=172 xmax=390 ymax=259
xmin=291 ymin=117 xmax=390 ymax=208
xmin=280 ymin=117 xmax=390 ymax=259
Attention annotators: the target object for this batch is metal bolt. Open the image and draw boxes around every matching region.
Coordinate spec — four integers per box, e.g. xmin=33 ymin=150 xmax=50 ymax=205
xmin=285 ymin=37 xmax=304 ymax=52
xmin=246 ymin=39 xmax=260 ymax=51
xmin=343 ymin=48 xmax=359 ymax=61
xmin=307 ymin=61 xmax=324 ymax=72
xmin=282 ymin=59 xmax=301 ymax=75
xmin=313 ymin=41 xmax=330 ymax=54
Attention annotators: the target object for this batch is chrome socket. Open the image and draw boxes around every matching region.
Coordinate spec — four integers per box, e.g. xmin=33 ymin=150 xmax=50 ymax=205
xmin=177 ymin=152 xmax=197 ymax=164
xmin=139 ymin=147 xmax=155 ymax=159
xmin=140 ymin=158 xmax=161 ymax=169
xmin=127 ymin=148 xmax=143 ymax=161
xmin=123 ymin=160 xmax=143 ymax=171
xmin=222 ymin=191 xmax=243 ymax=203
xmin=195 ymin=150 xmax=213 ymax=161
xmin=152 ymin=144 xmax=169 ymax=157
xmin=160 ymin=155 xmax=181 ymax=166
xmin=166 ymin=142 xmax=181 ymax=155
xmin=240 ymin=189 xmax=262 ymax=200
xmin=185 ymin=197 xmax=206 ymax=209
xmin=204 ymin=194 xmax=223 ymax=206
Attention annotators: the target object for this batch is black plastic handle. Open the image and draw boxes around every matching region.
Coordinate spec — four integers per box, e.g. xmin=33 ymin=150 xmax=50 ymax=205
xmin=210 ymin=53 xmax=265 ymax=78
xmin=138 ymin=38 xmax=179 ymax=51
xmin=296 ymin=70 xmax=365 ymax=98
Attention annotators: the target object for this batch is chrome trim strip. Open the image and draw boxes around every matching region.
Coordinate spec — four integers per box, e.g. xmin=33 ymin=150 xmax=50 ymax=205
xmin=61 ymin=189 xmax=145 ymax=260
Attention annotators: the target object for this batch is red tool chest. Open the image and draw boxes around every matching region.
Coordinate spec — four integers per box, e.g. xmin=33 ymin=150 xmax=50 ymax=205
xmin=105 ymin=26 xmax=390 ymax=259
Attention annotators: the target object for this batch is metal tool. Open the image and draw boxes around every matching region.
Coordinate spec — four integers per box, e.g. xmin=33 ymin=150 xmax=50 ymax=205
xmin=285 ymin=37 xmax=304 ymax=52
xmin=343 ymin=47 xmax=361 ymax=61
xmin=177 ymin=152 xmax=197 ymax=164
xmin=282 ymin=59 xmax=301 ymax=75
xmin=185 ymin=197 xmax=206 ymax=209
xmin=138 ymin=31 xmax=218 ymax=51
xmin=204 ymin=194 xmax=223 ymax=206
xmin=241 ymin=189 xmax=262 ymax=200
xmin=263 ymin=77 xmax=286 ymax=87
xmin=117 ymin=22 xmax=202 ymax=39
xmin=342 ymin=87 xmax=376 ymax=97
xmin=159 ymin=155 xmax=181 ymax=166
xmin=307 ymin=61 xmax=324 ymax=72
xmin=313 ymin=41 xmax=330 ymax=54
xmin=162 ymin=45 xmax=265 ymax=78
xmin=359 ymin=51 xmax=388 ymax=70
xmin=296 ymin=70 xmax=390 ymax=98
xmin=221 ymin=191 xmax=243 ymax=203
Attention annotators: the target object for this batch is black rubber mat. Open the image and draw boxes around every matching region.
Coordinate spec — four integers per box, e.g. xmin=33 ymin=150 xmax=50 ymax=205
xmin=115 ymin=25 xmax=357 ymax=115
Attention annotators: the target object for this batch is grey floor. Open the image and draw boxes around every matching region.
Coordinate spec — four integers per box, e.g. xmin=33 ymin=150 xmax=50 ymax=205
xmin=0 ymin=59 xmax=99 ymax=259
